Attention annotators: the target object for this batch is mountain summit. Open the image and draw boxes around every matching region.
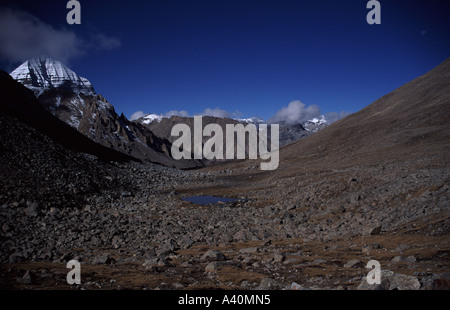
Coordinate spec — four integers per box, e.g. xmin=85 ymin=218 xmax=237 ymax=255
xmin=10 ymin=56 xmax=95 ymax=96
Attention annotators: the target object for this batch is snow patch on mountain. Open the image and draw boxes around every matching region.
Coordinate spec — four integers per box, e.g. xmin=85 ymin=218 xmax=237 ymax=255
xmin=235 ymin=117 xmax=264 ymax=124
xmin=308 ymin=115 xmax=327 ymax=125
xmin=142 ymin=114 xmax=164 ymax=124
xmin=303 ymin=115 xmax=328 ymax=132
xmin=10 ymin=56 xmax=96 ymax=96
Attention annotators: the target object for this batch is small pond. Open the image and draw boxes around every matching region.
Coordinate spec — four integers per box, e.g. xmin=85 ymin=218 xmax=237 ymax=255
xmin=182 ymin=195 xmax=242 ymax=206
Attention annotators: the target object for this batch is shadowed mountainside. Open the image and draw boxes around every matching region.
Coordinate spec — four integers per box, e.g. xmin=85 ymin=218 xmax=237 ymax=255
xmin=280 ymin=57 xmax=450 ymax=171
xmin=0 ymin=71 xmax=136 ymax=163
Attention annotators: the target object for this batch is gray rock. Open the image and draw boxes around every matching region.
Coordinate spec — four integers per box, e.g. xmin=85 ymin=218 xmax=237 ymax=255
xmin=93 ymin=253 xmax=114 ymax=265
xmin=96 ymin=197 xmax=107 ymax=204
xmin=344 ymin=259 xmax=362 ymax=268
xmin=366 ymin=225 xmax=382 ymax=236
xmin=157 ymin=245 xmax=174 ymax=256
xmin=205 ymin=262 xmax=218 ymax=273
xmin=272 ymin=253 xmax=285 ymax=263
xmin=180 ymin=261 xmax=194 ymax=267
xmin=233 ymin=229 xmax=255 ymax=242
xmin=9 ymin=253 xmax=23 ymax=263
xmin=121 ymin=191 xmax=132 ymax=197
xmin=362 ymin=245 xmax=371 ymax=255
xmin=257 ymin=278 xmax=281 ymax=290
xmin=395 ymin=244 xmax=411 ymax=252
xmin=404 ymin=255 xmax=417 ymax=263
xmin=311 ymin=258 xmax=327 ymax=265
xmin=157 ymin=239 xmax=177 ymax=256
xmin=284 ymin=257 xmax=303 ymax=265
xmin=179 ymin=237 xmax=194 ymax=249
xmin=172 ymin=282 xmax=184 ymax=289
xmin=349 ymin=194 xmax=361 ymax=205
xmin=2 ymin=223 xmax=10 ymax=232
xmin=17 ymin=271 xmax=32 ymax=285
xmin=24 ymin=201 xmax=39 ymax=217
xmin=143 ymin=257 xmax=170 ymax=267
xmin=389 ymin=274 xmax=421 ymax=290
xmin=357 ymin=271 xmax=420 ymax=290
xmin=290 ymin=282 xmax=305 ymax=290
xmin=201 ymin=250 xmax=226 ymax=261
xmin=357 ymin=275 xmax=390 ymax=290
xmin=239 ymin=247 xmax=258 ymax=254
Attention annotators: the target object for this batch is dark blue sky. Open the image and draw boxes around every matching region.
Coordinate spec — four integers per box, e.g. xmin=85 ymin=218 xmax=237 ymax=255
xmin=1 ymin=0 xmax=449 ymax=121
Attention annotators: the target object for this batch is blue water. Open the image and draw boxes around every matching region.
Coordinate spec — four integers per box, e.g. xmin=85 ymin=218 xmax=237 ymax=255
xmin=182 ymin=195 xmax=240 ymax=205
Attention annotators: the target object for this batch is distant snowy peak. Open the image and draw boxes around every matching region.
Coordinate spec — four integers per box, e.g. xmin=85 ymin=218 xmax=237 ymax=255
xmin=136 ymin=113 xmax=326 ymax=129
xmin=10 ymin=56 xmax=96 ymax=96
xmin=235 ymin=117 xmax=264 ymax=124
xmin=141 ymin=114 xmax=164 ymax=124
xmin=236 ymin=115 xmax=327 ymax=130
xmin=307 ymin=115 xmax=327 ymax=125
xmin=136 ymin=113 xmax=265 ymax=125
xmin=303 ymin=115 xmax=328 ymax=132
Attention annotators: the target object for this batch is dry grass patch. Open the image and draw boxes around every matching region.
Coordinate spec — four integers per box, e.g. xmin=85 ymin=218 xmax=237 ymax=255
xmin=216 ymin=265 xmax=266 ymax=286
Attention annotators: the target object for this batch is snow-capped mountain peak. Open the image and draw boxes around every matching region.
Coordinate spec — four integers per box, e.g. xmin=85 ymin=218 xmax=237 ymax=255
xmin=136 ymin=113 xmax=266 ymax=125
xmin=235 ymin=117 xmax=264 ymax=124
xmin=10 ymin=56 xmax=95 ymax=96
xmin=303 ymin=115 xmax=328 ymax=132
xmin=141 ymin=114 xmax=165 ymax=124
xmin=307 ymin=115 xmax=327 ymax=125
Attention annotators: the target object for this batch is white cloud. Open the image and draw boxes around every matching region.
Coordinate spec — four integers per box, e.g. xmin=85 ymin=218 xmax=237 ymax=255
xmin=90 ymin=33 xmax=121 ymax=51
xmin=165 ymin=110 xmax=190 ymax=117
xmin=199 ymin=107 xmax=232 ymax=118
xmin=0 ymin=7 xmax=83 ymax=64
xmin=129 ymin=111 xmax=146 ymax=121
xmin=0 ymin=6 xmax=120 ymax=65
xmin=269 ymin=100 xmax=321 ymax=124
xmin=324 ymin=111 xmax=351 ymax=124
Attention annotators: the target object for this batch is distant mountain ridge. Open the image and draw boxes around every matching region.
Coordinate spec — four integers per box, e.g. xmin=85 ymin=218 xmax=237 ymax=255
xmin=134 ymin=113 xmax=329 ymax=147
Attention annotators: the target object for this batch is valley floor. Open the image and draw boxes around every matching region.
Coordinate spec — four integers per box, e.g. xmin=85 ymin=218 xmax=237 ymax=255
xmin=1 ymin=155 xmax=449 ymax=290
